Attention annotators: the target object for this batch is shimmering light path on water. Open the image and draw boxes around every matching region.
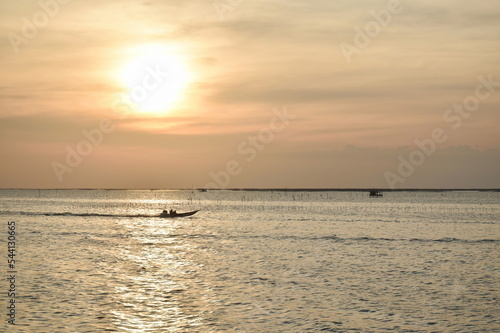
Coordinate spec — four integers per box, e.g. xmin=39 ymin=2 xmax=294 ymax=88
xmin=0 ymin=190 xmax=498 ymax=332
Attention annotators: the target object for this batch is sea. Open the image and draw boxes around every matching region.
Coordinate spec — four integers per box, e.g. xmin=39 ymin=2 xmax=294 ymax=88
xmin=0 ymin=189 xmax=498 ymax=332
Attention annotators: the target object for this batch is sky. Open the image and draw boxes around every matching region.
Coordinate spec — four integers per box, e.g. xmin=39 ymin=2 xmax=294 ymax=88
xmin=0 ymin=0 xmax=499 ymax=189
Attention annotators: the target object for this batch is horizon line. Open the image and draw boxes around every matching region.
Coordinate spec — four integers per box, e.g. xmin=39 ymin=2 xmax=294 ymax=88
xmin=0 ymin=188 xmax=499 ymax=192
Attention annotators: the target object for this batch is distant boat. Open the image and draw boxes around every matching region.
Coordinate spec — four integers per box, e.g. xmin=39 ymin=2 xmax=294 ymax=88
xmin=159 ymin=210 xmax=199 ymax=218
xmin=369 ymin=190 xmax=383 ymax=198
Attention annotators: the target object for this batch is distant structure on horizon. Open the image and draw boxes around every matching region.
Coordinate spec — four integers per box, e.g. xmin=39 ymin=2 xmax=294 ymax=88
xmin=369 ymin=190 xmax=383 ymax=198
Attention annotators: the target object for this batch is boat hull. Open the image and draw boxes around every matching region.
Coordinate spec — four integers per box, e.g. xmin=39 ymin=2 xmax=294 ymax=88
xmin=159 ymin=210 xmax=199 ymax=218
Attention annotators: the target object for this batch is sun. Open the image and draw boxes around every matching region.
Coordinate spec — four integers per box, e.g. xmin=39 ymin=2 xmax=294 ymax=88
xmin=118 ymin=45 xmax=191 ymax=115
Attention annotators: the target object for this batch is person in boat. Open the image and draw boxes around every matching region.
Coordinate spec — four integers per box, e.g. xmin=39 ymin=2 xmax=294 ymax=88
xmin=169 ymin=209 xmax=177 ymax=216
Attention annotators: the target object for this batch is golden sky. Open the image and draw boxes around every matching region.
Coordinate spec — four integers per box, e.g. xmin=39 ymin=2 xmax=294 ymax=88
xmin=1 ymin=0 xmax=499 ymax=188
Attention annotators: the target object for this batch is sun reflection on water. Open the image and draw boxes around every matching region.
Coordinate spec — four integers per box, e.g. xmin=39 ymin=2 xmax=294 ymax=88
xmin=105 ymin=217 xmax=208 ymax=331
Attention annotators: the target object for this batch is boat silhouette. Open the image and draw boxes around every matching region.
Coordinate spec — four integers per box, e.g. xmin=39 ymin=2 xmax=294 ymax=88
xmin=159 ymin=210 xmax=199 ymax=218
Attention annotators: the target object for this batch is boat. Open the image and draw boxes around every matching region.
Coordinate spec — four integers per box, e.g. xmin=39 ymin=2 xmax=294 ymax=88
xmin=159 ymin=210 xmax=199 ymax=218
xmin=369 ymin=190 xmax=383 ymax=198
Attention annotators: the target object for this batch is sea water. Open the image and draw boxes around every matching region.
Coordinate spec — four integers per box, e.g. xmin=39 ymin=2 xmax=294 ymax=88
xmin=0 ymin=189 xmax=498 ymax=332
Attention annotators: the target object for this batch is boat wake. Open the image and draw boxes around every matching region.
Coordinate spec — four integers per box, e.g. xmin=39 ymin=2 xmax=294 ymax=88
xmin=2 ymin=211 xmax=159 ymax=218
xmin=1 ymin=209 xmax=200 ymax=218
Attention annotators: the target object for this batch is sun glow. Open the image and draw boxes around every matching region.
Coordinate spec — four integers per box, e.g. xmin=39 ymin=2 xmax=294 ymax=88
xmin=118 ymin=45 xmax=191 ymax=115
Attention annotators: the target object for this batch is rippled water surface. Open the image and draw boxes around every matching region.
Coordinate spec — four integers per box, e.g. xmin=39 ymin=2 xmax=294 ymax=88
xmin=0 ymin=189 xmax=499 ymax=332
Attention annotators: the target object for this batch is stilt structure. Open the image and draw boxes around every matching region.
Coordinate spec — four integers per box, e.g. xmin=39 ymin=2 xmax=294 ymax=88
xmin=369 ymin=190 xmax=383 ymax=198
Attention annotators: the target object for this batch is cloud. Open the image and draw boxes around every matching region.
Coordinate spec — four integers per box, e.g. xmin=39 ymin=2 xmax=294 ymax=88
xmin=226 ymin=145 xmax=500 ymax=189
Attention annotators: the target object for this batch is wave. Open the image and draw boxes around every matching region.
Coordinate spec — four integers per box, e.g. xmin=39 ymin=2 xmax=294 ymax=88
xmin=322 ymin=236 xmax=499 ymax=244
xmin=147 ymin=235 xmax=500 ymax=244
xmin=238 ymin=234 xmax=499 ymax=244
